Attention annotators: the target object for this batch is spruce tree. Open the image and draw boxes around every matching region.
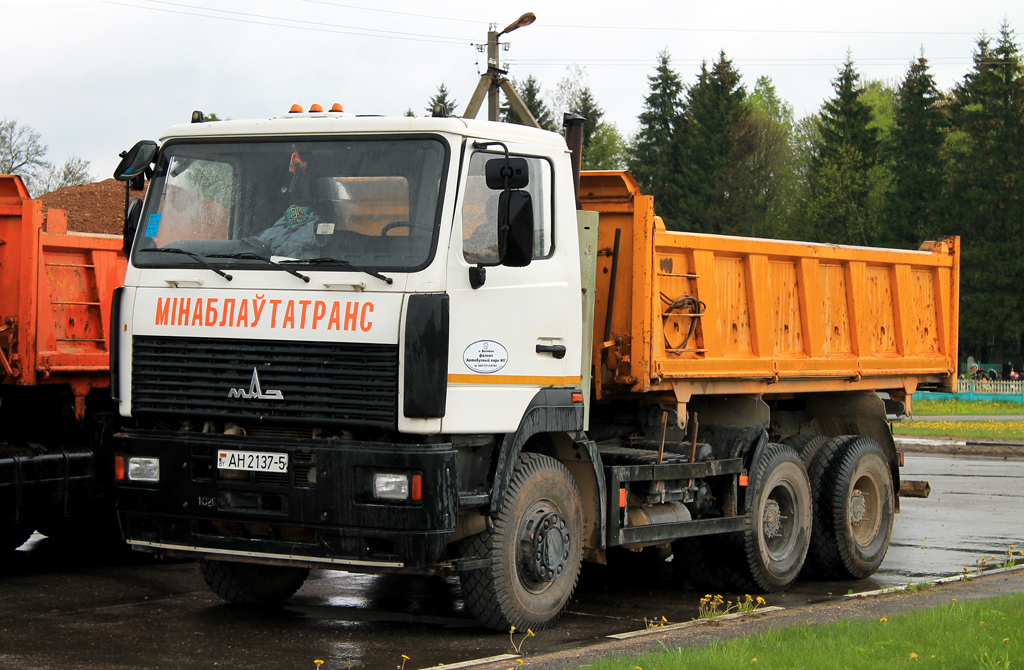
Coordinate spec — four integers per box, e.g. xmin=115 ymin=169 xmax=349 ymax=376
xmin=500 ymin=75 xmax=558 ymax=131
xmin=676 ymin=51 xmax=750 ymax=234
xmin=628 ymin=50 xmax=686 ymax=228
xmin=805 ymin=55 xmax=884 ymax=245
xmin=884 ymin=55 xmax=946 ymax=248
xmin=943 ymin=23 xmax=1024 ymax=362
xmin=425 ymin=84 xmax=458 ymax=116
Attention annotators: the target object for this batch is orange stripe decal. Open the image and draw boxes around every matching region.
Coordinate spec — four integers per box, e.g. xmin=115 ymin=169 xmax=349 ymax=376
xmin=447 ymin=374 xmax=582 ymax=385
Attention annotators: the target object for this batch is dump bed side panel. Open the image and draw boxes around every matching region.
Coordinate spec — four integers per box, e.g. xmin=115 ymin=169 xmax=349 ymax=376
xmin=580 ymin=171 xmax=959 ymax=400
xmin=0 ymin=175 xmax=126 ymax=392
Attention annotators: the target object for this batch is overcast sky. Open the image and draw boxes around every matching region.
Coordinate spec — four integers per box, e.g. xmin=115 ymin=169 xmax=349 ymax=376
xmin=2 ymin=0 xmax=1017 ymax=181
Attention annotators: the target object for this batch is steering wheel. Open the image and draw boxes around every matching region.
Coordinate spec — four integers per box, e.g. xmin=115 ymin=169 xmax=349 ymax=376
xmin=381 ymin=221 xmax=432 ymax=236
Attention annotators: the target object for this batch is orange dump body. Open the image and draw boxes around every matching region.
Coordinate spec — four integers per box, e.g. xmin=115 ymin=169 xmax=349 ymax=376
xmin=0 ymin=175 xmax=127 ymax=417
xmin=580 ymin=171 xmax=959 ymax=406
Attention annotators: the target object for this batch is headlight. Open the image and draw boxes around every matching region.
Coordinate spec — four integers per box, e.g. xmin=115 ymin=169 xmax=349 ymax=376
xmin=373 ymin=473 xmax=409 ymax=500
xmin=128 ymin=457 xmax=160 ymax=482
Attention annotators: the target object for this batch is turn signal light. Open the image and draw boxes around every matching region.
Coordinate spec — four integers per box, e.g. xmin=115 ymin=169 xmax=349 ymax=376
xmin=571 ymin=392 xmax=583 ymax=403
xmin=411 ymin=474 xmax=423 ymax=502
xmin=114 ymin=455 xmax=125 ymax=481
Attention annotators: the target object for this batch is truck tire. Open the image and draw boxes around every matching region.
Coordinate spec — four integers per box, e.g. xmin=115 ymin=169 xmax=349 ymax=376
xmin=674 ymin=444 xmax=812 ymax=593
xmin=199 ymin=558 xmax=309 ymax=605
xmin=803 ymin=435 xmax=857 ymax=576
xmin=459 ymin=452 xmax=583 ymax=631
xmin=740 ymin=443 xmax=812 ymax=592
xmin=813 ymin=437 xmax=895 ymax=579
xmin=781 ymin=434 xmax=830 ymax=468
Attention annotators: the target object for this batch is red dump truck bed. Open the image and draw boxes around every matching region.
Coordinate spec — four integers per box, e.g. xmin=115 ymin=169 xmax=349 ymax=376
xmin=0 ymin=175 xmax=126 ymax=418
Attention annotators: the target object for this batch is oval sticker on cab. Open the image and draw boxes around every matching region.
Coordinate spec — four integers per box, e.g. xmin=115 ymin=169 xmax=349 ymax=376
xmin=463 ymin=340 xmax=508 ymax=373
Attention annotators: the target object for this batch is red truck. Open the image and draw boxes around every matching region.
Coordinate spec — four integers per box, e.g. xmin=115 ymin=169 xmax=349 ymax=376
xmin=0 ymin=174 xmax=126 ymax=552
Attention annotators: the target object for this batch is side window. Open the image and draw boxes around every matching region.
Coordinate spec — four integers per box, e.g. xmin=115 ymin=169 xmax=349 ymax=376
xmin=462 ymin=152 xmax=553 ymax=265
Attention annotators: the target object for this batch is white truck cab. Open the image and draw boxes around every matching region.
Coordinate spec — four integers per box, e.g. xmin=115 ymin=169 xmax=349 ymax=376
xmin=112 ymin=111 xmax=590 ymax=631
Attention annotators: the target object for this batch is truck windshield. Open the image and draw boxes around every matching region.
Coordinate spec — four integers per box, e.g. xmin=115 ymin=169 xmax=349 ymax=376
xmin=132 ymin=137 xmax=447 ymax=272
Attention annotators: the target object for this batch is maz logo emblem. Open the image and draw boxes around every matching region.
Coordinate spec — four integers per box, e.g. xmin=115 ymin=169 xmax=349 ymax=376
xmin=228 ymin=367 xmax=284 ymax=400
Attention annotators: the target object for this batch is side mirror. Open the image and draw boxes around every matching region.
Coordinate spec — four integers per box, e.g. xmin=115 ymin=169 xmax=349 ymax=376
xmin=485 ymin=157 xmax=529 ymax=189
xmin=114 ymin=140 xmax=157 ymax=181
xmin=498 ymin=190 xmax=533 ymax=268
xmin=123 ymin=198 xmax=143 ymax=257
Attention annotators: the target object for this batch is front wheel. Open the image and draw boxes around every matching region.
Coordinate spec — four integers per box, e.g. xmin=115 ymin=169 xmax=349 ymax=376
xmin=199 ymin=559 xmax=309 ymax=605
xmin=459 ymin=453 xmax=584 ymax=631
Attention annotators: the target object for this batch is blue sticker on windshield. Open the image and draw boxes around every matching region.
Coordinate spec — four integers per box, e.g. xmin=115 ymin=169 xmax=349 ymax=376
xmin=144 ymin=213 xmax=161 ymax=238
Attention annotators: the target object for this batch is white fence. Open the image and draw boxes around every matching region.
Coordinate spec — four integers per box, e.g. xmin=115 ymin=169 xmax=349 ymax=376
xmin=957 ymin=379 xmax=1024 ymax=395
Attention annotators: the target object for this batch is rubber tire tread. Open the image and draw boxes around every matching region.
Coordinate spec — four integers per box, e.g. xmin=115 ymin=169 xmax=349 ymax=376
xmin=781 ymin=434 xmax=831 ymax=468
xmin=803 ymin=435 xmax=861 ymax=577
xmin=737 ymin=443 xmax=813 ymax=592
xmin=820 ymin=437 xmax=895 ymax=579
xmin=458 ymin=452 xmax=583 ymax=632
xmin=199 ymin=559 xmax=309 ymax=605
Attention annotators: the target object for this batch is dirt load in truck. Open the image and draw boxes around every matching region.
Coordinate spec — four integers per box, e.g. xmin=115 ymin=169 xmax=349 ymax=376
xmin=109 ymin=109 xmax=958 ymax=631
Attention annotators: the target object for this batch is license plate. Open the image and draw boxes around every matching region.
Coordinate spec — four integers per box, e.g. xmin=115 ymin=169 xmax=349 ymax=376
xmin=217 ymin=450 xmax=288 ymax=473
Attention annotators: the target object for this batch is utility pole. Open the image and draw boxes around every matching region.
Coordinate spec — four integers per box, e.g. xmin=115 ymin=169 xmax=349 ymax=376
xmin=464 ymin=12 xmax=540 ymax=128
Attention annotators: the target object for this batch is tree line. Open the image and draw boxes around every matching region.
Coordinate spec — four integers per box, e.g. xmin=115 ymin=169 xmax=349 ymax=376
xmin=425 ymin=23 xmax=1024 ymax=367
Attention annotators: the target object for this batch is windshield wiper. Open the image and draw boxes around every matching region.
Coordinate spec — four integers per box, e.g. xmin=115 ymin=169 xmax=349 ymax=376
xmin=138 ymin=247 xmax=233 ymax=280
xmin=206 ymin=252 xmax=310 ymax=283
xmin=280 ymin=257 xmax=394 ymax=285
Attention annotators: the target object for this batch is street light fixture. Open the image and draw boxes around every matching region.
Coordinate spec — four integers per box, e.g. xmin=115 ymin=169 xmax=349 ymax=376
xmin=463 ymin=13 xmax=541 ymax=127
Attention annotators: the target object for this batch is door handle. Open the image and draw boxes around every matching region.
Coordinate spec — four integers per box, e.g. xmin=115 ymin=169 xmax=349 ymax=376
xmin=536 ymin=344 xmax=566 ymax=359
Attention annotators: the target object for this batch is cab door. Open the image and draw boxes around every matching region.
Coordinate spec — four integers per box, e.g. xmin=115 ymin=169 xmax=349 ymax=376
xmin=443 ymin=141 xmax=581 ymax=433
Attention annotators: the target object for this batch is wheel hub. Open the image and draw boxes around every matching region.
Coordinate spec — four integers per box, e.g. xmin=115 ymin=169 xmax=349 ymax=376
xmin=762 ymin=498 xmax=782 ymax=538
xmin=849 ymin=489 xmax=867 ymax=525
xmin=526 ymin=511 xmax=570 ymax=582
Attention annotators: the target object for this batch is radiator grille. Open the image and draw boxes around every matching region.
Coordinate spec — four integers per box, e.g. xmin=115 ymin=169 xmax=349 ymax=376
xmin=132 ymin=336 xmax=398 ymax=428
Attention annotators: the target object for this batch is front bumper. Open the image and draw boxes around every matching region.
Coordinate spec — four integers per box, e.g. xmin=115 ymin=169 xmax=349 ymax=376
xmin=115 ymin=429 xmax=458 ymax=571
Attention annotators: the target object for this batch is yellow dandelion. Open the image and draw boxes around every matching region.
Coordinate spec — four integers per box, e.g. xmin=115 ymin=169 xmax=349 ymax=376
xmin=661 ymin=616 xmax=668 ymax=622
xmin=756 ymin=597 xmax=766 ymax=605
xmin=1004 ymin=638 xmax=1011 ymax=643
xmin=402 ymin=656 xmax=410 ymax=661
xmin=510 ymin=626 xmax=515 ymax=633
xmin=751 ymin=658 xmax=758 ymax=663
xmin=909 ymin=652 xmax=918 ymax=659
xmin=879 ymin=617 xmax=888 ymax=623
xmin=315 ymin=662 xmax=324 ymax=668
xmin=516 ymin=660 xmax=524 ymax=665
xmin=527 ymin=629 xmax=535 ymax=637
xmin=980 ymin=621 xmax=986 ymax=626
xmin=1011 ymin=545 xmax=1016 ymax=550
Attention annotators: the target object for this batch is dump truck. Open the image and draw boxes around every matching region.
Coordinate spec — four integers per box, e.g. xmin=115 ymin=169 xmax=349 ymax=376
xmin=110 ymin=109 xmax=958 ymax=631
xmin=0 ymin=174 xmax=127 ymax=552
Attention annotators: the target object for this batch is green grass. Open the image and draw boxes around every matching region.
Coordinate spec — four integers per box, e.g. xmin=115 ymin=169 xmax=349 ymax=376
xmin=893 ymin=420 xmax=1024 ymax=440
xmin=914 ymin=398 xmax=1024 ymax=416
xmin=589 ymin=594 xmax=1023 ymax=670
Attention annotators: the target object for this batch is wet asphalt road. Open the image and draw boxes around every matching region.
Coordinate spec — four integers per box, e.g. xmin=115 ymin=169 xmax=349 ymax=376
xmin=2 ymin=452 xmax=1022 ymax=670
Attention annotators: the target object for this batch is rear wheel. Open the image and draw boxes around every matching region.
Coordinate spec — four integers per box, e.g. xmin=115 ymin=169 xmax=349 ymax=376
xmin=817 ymin=437 xmax=895 ymax=579
xmin=781 ymin=434 xmax=830 ymax=468
xmin=459 ymin=452 xmax=583 ymax=631
xmin=199 ymin=559 xmax=309 ymax=605
xmin=740 ymin=443 xmax=813 ymax=592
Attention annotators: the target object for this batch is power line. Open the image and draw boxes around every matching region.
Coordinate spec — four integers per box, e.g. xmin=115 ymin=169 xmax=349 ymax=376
xmin=104 ymin=0 xmax=474 ymax=45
